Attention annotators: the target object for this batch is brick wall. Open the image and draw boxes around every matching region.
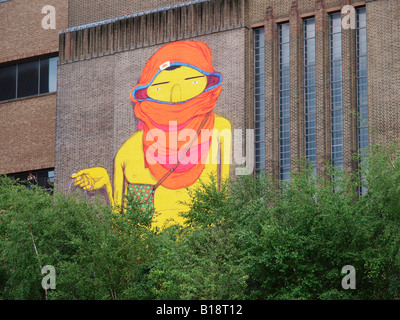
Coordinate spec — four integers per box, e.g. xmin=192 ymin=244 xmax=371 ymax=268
xmin=249 ymin=0 xmax=343 ymax=23
xmin=367 ymin=0 xmax=400 ymax=147
xmin=0 ymin=0 xmax=68 ymax=175
xmin=0 ymin=93 xmax=57 ymax=174
xmin=56 ymin=0 xmax=400 ymax=188
xmin=67 ymin=0 xmax=346 ymax=28
xmin=55 ymin=55 xmax=115 ymax=189
xmin=68 ymin=0 xmax=195 ymax=27
xmin=55 ymin=0 xmax=246 ymax=189
xmin=60 ymin=0 xmax=244 ymax=63
xmin=254 ymin=0 xmax=379 ymax=178
xmin=0 ymin=0 xmax=68 ymax=64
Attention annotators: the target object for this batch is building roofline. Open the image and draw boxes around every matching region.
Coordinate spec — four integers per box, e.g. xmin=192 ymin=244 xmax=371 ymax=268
xmin=60 ymin=0 xmax=211 ymax=34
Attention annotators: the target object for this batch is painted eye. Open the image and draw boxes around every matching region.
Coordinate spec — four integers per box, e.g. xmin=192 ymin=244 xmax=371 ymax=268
xmin=192 ymin=81 xmax=199 ymax=84
xmin=155 ymin=88 xmax=161 ymax=91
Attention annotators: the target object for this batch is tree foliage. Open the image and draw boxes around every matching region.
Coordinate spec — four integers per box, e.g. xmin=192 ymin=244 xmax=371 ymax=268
xmin=1 ymin=145 xmax=400 ymax=300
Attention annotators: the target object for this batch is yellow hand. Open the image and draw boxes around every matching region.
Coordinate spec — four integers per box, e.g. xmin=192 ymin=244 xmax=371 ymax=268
xmin=71 ymin=167 xmax=111 ymax=192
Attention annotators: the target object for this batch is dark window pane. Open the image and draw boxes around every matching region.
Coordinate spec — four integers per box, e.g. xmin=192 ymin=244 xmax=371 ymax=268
xmin=279 ymin=22 xmax=291 ymax=181
xmin=17 ymin=60 xmax=39 ymax=98
xmin=330 ymin=13 xmax=343 ymax=168
xmin=0 ymin=65 xmax=16 ymax=101
xmin=254 ymin=28 xmax=266 ymax=174
xmin=40 ymin=56 xmax=58 ymax=93
xmin=39 ymin=58 xmax=49 ymax=93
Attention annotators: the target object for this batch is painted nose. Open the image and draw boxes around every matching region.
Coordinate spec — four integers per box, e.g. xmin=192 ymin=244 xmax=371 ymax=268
xmin=170 ymin=84 xmax=182 ymax=103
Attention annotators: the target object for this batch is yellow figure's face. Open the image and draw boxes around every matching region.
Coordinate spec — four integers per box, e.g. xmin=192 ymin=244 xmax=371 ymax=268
xmin=147 ymin=66 xmax=207 ymax=103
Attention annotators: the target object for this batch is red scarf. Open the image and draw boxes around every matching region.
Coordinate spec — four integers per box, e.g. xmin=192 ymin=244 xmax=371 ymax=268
xmin=130 ymin=41 xmax=223 ymax=189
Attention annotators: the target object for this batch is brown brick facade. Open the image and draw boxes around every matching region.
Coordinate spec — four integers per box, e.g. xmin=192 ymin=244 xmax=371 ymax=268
xmin=0 ymin=0 xmax=68 ymax=64
xmin=0 ymin=0 xmax=68 ymax=175
xmin=0 ymin=93 xmax=57 ymax=174
xmin=289 ymin=1 xmax=303 ymax=174
xmin=68 ymin=0 xmax=198 ymax=28
xmin=54 ymin=0 xmax=400 ymax=189
xmin=249 ymin=0 xmax=399 ymax=179
xmin=59 ymin=0 xmax=245 ymax=63
xmin=314 ymin=0 xmax=332 ymax=178
xmin=1 ymin=0 xmax=398 ymax=199
xmin=263 ymin=6 xmax=279 ymax=180
xmin=367 ymin=0 xmax=400 ymax=147
xmin=55 ymin=0 xmax=246 ymax=189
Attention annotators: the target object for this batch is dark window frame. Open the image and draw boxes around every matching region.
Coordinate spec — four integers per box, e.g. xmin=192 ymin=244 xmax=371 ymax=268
xmin=0 ymin=54 xmax=58 ymax=103
xmin=254 ymin=27 xmax=266 ymax=174
xmin=329 ymin=12 xmax=344 ymax=170
xmin=7 ymin=168 xmax=55 ymax=188
xmin=356 ymin=6 xmax=368 ymax=195
xmin=304 ymin=17 xmax=317 ymax=174
xmin=278 ymin=22 xmax=291 ymax=182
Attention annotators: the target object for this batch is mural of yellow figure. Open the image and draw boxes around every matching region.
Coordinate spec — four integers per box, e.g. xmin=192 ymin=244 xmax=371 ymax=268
xmin=72 ymin=41 xmax=231 ymax=229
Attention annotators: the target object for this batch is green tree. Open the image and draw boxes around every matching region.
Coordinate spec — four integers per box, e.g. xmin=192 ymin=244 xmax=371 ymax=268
xmin=1 ymin=144 xmax=400 ymax=300
xmin=0 ymin=176 xmax=155 ymax=300
xmin=147 ymin=178 xmax=248 ymax=300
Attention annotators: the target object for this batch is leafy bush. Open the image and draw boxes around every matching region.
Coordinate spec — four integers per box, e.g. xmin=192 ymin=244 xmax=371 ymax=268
xmin=1 ymin=144 xmax=400 ymax=300
xmin=0 ymin=177 xmax=154 ymax=300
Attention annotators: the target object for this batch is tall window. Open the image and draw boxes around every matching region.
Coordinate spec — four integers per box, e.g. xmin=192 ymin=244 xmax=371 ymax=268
xmin=254 ymin=28 xmax=266 ymax=173
xmin=0 ymin=56 xmax=58 ymax=102
xmin=279 ymin=23 xmax=290 ymax=181
xmin=357 ymin=7 xmax=368 ymax=194
xmin=330 ymin=13 xmax=343 ymax=169
xmin=304 ymin=18 xmax=317 ymax=173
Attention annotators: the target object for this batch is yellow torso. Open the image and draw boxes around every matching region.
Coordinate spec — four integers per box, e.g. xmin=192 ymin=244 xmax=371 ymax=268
xmin=115 ymin=114 xmax=231 ymax=229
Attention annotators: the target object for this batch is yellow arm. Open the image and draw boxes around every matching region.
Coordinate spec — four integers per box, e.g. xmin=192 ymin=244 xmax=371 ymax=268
xmin=215 ymin=115 xmax=232 ymax=183
xmin=111 ymin=152 xmax=125 ymax=209
xmin=72 ymin=167 xmax=114 ymax=204
xmin=71 ymin=161 xmax=123 ymax=210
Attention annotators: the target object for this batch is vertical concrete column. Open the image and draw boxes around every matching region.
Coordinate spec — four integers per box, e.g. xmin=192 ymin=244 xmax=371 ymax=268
xmin=71 ymin=31 xmax=77 ymax=61
xmin=314 ymin=0 xmax=331 ymax=178
xmin=341 ymin=0 xmax=358 ymax=174
xmin=244 ymin=28 xmax=254 ymax=132
xmin=264 ymin=6 xmax=279 ymax=181
xmin=82 ymin=28 xmax=89 ymax=59
xmin=289 ymin=0 xmax=303 ymax=174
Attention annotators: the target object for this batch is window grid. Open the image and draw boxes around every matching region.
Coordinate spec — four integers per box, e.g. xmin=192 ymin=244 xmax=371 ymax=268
xmin=254 ymin=28 xmax=266 ymax=173
xmin=330 ymin=13 xmax=343 ymax=169
xmin=0 ymin=56 xmax=58 ymax=102
xmin=357 ymin=7 xmax=368 ymax=195
xmin=304 ymin=18 xmax=317 ymax=173
xmin=279 ymin=23 xmax=290 ymax=181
